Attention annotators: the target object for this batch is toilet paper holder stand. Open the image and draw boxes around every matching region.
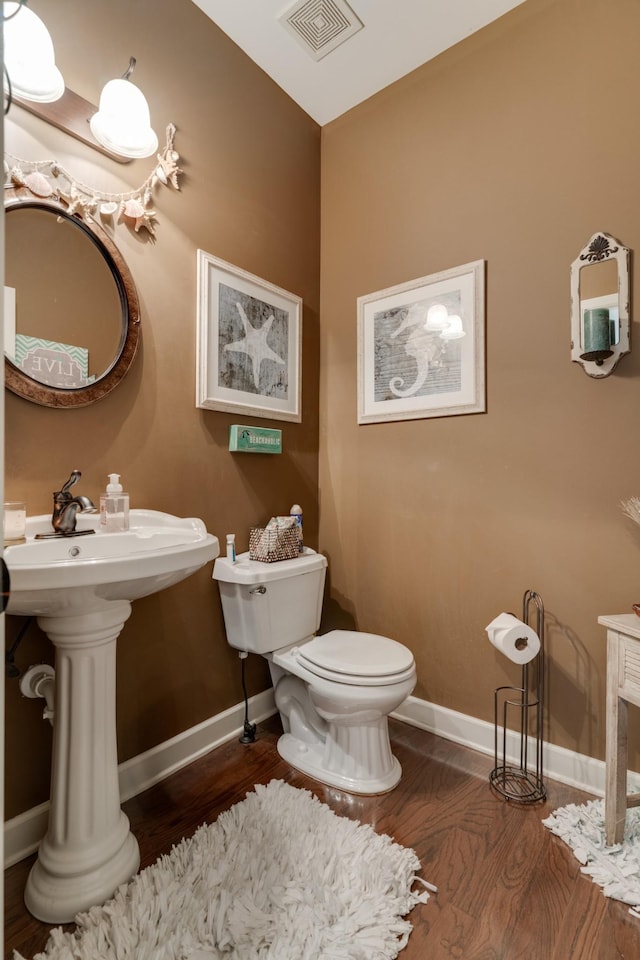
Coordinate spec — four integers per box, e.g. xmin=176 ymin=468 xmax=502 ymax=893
xmin=490 ymin=589 xmax=546 ymax=803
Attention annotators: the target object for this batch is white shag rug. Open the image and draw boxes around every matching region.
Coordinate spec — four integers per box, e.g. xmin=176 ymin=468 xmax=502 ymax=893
xmin=19 ymin=779 xmax=432 ymax=960
xmin=543 ymin=798 xmax=640 ymax=917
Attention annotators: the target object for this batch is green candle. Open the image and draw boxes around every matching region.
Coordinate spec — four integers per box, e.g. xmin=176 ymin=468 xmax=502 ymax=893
xmin=581 ymin=308 xmax=612 ymax=361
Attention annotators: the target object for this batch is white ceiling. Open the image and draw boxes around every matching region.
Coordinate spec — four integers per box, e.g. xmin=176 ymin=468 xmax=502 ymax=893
xmin=191 ymin=0 xmax=527 ymax=126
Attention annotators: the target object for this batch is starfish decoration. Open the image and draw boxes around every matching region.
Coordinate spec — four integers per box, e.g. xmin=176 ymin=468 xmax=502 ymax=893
xmin=224 ymin=303 xmax=285 ymax=390
xmin=119 ymin=198 xmax=157 ymax=234
xmin=60 ymin=185 xmax=95 ymax=219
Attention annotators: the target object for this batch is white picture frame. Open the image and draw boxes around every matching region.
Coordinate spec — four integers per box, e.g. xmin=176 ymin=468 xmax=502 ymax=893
xmin=196 ymin=250 xmax=302 ymax=422
xmin=357 ymin=260 xmax=486 ymax=424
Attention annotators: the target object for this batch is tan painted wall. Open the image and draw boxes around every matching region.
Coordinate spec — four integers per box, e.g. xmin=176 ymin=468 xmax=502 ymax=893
xmin=4 ymin=0 xmax=320 ymax=818
xmin=319 ymin=0 xmax=640 ymax=767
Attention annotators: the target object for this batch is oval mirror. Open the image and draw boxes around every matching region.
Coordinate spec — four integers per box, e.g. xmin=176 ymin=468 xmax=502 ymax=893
xmin=570 ymin=231 xmax=630 ymax=378
xmin=4 ymin=188 xmax=140 ymax=407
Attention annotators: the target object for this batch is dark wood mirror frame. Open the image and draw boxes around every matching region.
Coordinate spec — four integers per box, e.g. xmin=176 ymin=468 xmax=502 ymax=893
xmin=4 ymin=188 xmax=141 ymax=408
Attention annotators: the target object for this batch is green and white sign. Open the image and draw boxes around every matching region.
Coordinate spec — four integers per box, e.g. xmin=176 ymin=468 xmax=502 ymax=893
xmin=229 ymin=425 xmax=282 ymax=454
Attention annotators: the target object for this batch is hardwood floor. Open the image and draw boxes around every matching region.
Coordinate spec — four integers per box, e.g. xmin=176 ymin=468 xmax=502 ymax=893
xmin=5 ymin=717 xmax=640 ymax=959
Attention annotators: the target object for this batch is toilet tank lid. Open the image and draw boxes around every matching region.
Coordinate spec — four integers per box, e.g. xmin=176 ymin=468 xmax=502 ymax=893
xmin=212 ymin=547 xmax=327 ymax=584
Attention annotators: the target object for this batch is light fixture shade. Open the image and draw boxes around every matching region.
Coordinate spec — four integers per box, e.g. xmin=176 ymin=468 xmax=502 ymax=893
xmin=4 ymin=2 xmax=65 ymax=103
xmin=90 ymin=78 xmax=158 ymax=159
xmin=424 ymin=303 xmax=449 ymax=331
xmin=440 ymin=315 xmax=466 ymax=340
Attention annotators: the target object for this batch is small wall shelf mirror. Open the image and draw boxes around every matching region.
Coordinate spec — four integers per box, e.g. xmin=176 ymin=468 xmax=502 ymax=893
xmin=4 ymin=188 xmax=140 ymax=407
xmin=570 ymin=231 xmax=631 ymax=378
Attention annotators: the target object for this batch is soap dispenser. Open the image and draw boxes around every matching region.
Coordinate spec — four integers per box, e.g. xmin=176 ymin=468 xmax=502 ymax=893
xmin=100 ymin=474 xmax=130 ymax=532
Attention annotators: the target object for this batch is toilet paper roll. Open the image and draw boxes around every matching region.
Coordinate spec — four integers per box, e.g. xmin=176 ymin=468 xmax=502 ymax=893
xmin=485 ymin=612 xmax=540 ymax=664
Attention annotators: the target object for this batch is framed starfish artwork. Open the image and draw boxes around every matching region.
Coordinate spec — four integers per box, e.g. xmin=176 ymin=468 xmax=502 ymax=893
xmin=196 ymin=251 xmax=302 ymax=422
xmin=357 ymin=260 xmax=485 ymax=424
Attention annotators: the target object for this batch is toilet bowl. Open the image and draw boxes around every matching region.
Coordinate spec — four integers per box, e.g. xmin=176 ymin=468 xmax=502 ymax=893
xmin=212 ymin=548 xmax=416 ymax=794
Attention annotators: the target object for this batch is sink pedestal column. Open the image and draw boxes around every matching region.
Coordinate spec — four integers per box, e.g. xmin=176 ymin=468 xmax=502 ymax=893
xmin=25 ymin=601 xmax=140 ymax=923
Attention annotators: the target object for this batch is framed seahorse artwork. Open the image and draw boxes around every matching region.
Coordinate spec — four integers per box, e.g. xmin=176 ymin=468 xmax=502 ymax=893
xmin=357 ymin=260 xmax=485 ymax=424
xmin=196 ymin=250 xmax=302 ymax=422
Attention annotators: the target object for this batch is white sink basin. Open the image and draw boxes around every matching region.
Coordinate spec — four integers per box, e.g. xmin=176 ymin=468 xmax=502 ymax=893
xmin=5 ymin=508 xmax=220 ymax=615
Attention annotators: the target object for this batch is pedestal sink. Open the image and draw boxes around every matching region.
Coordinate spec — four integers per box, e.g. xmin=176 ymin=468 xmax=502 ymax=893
xmin=5 ymin=509 xmax=219 ymax=923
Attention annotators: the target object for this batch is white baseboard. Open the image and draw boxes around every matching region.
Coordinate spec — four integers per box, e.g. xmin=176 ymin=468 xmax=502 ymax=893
xmin=116 ymin=688 xmax=276 ymax=804
xmin=392 ymin=695 xmax=640 ymax=798
xmin=4 ymin=688 xmax=276 ymax=869
xmin=6 ymin=691 xmax=638 ymax=869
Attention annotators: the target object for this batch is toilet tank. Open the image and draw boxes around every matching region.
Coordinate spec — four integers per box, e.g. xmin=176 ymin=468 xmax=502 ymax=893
xmin=212 ymin=548 xmax=327 ymax=654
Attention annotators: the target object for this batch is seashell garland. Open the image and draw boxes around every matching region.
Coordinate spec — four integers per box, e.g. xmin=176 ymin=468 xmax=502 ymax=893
xmin=23 ymin=170 xmax=55 ymax=197
xmin=122 ymin=198 xmax=145 ymax=218
xmin=5 ymin=123 xmax=182 ymax=237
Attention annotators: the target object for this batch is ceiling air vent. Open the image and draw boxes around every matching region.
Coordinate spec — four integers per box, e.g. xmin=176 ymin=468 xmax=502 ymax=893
xmin=279 ymin=0 xmax=364 ymax=62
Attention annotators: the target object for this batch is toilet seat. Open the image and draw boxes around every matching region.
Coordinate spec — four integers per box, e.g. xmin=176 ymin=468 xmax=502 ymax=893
xmin=292 ymin=629 xmax=415 ymax=686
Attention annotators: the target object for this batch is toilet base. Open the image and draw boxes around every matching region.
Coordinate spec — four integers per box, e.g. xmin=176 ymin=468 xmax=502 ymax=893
xmin=277 ymin=730 xmax=402 ymax=795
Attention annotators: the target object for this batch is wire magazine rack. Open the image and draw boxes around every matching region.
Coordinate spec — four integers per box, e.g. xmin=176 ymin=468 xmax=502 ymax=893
xmin=490 ymin=589 xmax=546 ymax=803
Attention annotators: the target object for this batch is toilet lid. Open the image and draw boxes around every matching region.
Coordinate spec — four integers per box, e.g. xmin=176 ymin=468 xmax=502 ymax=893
xmin=297 ymin=630 xmax=414 ymax=681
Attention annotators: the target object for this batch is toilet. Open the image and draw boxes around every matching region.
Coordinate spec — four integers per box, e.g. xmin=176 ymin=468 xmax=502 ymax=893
xmin=212 ymin=548 xmax=416 ymax=794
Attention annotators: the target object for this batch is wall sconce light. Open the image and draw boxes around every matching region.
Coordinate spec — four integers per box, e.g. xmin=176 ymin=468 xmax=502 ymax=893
xmin=90 ymin=59 xmax=158 ymax=160
xmin=4 ymin=3 xmax=157 ymax=163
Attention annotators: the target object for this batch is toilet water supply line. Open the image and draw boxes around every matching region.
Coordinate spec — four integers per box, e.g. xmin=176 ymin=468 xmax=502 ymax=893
xmin=239 ymin=651 xmax=257 ymax=744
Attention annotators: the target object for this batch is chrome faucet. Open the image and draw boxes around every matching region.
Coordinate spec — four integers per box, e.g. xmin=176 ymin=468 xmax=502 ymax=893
xmin=36 ymin=470 xmax=97 ymax=539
